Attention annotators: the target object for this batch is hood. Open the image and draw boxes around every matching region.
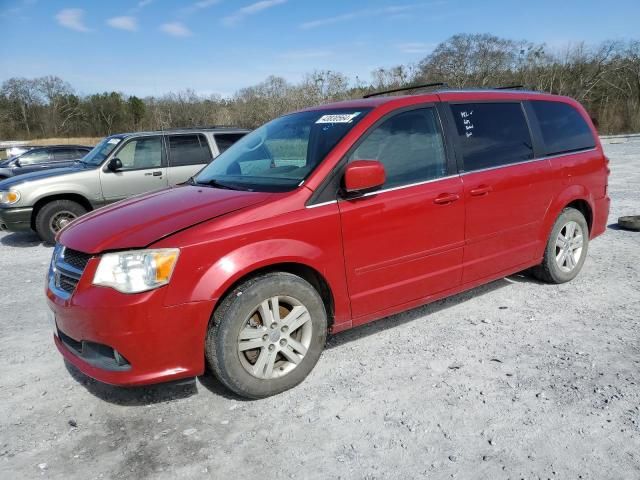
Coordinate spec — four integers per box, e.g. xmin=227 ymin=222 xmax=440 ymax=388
xmin=59 ymin=185 xmax=275 ymax=254
xmin=0 ymin=158 xmax=14 ymax=168
xmin=0 ymin=165 xmax=89 ymax=189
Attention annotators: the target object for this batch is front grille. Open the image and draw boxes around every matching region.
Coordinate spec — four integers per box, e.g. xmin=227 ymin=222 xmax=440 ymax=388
xmin=61 ymin=248 xmax=92 ymax=271
xmin=49 ymin=244 xmax=93 ymax=298
xmin=58 ymin=275 xmax=78 ymax=294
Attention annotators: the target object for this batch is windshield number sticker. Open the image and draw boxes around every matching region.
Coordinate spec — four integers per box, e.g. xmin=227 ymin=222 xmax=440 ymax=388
xmin=316 ymin=112 xmax=361 ymax=124
xmin=107 ymin=138 xmax=121 ymax=145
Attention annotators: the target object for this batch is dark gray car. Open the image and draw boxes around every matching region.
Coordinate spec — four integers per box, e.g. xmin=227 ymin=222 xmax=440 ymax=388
xmin=0 ymin=128 xmax=249 ymax=243
xmin=0 ymin=145 xmax=92 ymax=180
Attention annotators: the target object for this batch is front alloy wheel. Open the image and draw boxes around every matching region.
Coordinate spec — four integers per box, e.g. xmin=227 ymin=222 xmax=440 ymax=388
xmin=237 ymin=296 xmax=313 ymax=379
xmin=206 ymin=272 xmax=327 ymax=399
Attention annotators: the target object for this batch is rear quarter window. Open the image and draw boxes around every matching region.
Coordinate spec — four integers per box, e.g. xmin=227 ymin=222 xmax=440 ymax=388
xmin=168 ymin=134 xmax=212 ymax=167
xmin=215 ymin=133 xmax=247 ymax=154
xmin=530 ymin=101 xmax=596 ymax=156
xmin=450 ymin=102 xmax=534 ymax=172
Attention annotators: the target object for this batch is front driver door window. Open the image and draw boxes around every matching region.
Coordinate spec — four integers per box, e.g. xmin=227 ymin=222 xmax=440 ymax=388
xmin=99 ymin=136 xmax=168 ymax=201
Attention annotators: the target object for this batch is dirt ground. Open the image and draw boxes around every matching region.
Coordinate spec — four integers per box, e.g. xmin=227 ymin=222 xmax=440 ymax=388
xmin=0 ymin=139 xmax=639 ymax=480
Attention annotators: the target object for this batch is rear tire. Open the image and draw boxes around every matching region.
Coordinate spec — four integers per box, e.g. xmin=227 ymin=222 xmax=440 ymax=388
xmin=206 ymin=272 xmax=327 ymax=399
xmin=35 ymin=200 xmax=87 ymax=244
xmin=532 ymin=207 xmax=589 ymax=284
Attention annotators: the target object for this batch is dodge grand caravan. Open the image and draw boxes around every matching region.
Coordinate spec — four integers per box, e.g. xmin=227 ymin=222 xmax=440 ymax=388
xmin=46 ymin=87 xmax=610 ymax=398
xmin=0 ymin=127 xmax=248 ymax=243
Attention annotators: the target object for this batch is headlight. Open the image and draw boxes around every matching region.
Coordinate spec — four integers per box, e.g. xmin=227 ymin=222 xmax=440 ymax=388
xmin=93 ymin=249 xmax=180 ymax=293
xmin=0 ymin=190 xmax=20 ymax=205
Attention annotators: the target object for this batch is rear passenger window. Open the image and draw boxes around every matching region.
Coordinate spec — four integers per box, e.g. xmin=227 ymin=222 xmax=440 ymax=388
xmin=168 ymin=134 xmax=212 ymax=167
xmin=451 ymin=103 xmax=533 ymax=171
xmin=530 ymin=101 xmax=596 ymax=156
xmin=215 ymin=133 xmax=247 ymax=154
xmin=348 ymin=108 xmax=447 ymax=189
xmin=53 ymin=149 xmax=81 ymax=161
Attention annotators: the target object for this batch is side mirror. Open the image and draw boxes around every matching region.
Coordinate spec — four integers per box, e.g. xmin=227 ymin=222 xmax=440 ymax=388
xmin=342 ymin=160 xmax=386 ymax=196
xmin=14 ymin=159 xmax=21 ymax=168
xmin=107 ymin=158 xmax=123 ymax=172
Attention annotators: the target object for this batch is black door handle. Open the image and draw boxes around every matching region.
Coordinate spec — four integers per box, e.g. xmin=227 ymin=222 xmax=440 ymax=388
xmin=145 ymin=171 xmax=163 ymax=177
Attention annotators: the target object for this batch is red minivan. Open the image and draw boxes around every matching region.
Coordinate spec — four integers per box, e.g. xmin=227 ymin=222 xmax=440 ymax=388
xmin=47 ymin=88 xmax=610 ymax=398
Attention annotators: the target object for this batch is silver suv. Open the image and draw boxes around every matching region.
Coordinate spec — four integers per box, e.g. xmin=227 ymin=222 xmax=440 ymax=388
xmin=0 ymin=128 xmax=248 ymax=243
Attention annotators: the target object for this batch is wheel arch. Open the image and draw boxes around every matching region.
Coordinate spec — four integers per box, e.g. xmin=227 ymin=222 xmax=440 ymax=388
xmin=31 ymin=193 xmax=93 ymax=229
xmin=211 ymin=262 xmax=336 ymax=332
xmin=537 ymin=185 xmax=595 ymax=260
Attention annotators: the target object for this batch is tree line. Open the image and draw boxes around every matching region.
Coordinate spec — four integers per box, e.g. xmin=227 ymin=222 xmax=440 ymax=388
xmin=1 ymin=33 xmax=639 ymax=140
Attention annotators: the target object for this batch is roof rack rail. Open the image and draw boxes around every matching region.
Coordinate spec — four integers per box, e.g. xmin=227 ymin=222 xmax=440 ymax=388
xmin=173 ymin=125 xmax=243 ymax=130
xmin=363 ymin=82 xmax=448 ymax=99
xmin=494 ymin=85 xmax=525 ymax=90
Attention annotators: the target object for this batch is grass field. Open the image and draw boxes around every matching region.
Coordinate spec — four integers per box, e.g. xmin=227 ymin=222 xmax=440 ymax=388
xmin=26 ymin=137 xmax=102 ymax=146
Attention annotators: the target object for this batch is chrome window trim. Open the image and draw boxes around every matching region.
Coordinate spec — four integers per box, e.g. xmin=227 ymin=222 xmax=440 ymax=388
xmin=357 ymin=174 xmax=460 ymax=198
xmin=306 ymin=199 xmax=337 ymax=209
xmin=304 ymin=147 xmax=597 ymax=207
xmin=459 ymin=147 xmax=597 ymax=176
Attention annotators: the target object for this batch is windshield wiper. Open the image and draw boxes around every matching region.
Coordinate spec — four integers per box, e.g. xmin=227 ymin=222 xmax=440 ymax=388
xmin=200 ymin=179 xmax=252 ymax=191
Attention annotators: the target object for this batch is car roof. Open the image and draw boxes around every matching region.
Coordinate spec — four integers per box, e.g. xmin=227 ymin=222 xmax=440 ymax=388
xmin=116 ymin=127 xmax=250 ymax=138
xmin=299 ymin=89 xmax=576 ymax=113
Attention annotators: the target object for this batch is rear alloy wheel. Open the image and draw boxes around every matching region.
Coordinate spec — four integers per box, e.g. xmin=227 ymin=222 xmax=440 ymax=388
xmin=206 ymin=272 xmax=327 ymax=398
xmin=35 ymin=200 xmax=87 ymax=244
xmin=532 ymin=207 xmax=589 ymax=284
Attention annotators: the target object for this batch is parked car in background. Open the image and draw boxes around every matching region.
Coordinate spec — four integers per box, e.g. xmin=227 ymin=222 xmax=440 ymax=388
xmin=0 ymin=144 xmax=36 ymax=161
xmin=0 ymin=145 xmax=92 ymax=180
xmin=44 ymin=87 xmax=609 ymax=398
xmin=0 ymin=127 xmax=248 ymax=242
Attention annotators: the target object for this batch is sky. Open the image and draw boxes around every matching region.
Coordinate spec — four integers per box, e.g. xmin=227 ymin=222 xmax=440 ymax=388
xmin=1 ymin=0 xmax=639 ymax=98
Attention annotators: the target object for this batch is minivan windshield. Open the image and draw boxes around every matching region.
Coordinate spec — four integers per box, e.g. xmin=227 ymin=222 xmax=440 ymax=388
xmin=195 ymin=108 xmax=371 ymax=192
xmin=81 ymin=136 xmax=123 ymax=166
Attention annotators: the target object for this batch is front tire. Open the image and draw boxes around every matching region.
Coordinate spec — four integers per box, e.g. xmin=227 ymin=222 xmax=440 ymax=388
xmin=35 ymin=200 xmax=87 ymax=244
xmin=206 ymin=272 xmax=327 ymax=399
xmin=532 ymin=207 xmax=589 ymax=284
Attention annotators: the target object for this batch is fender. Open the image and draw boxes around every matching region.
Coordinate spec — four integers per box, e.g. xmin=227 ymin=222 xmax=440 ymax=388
xmin=165 ymin=238 xmax=352 ymax=328
xmin=536 ymin=183 xmax=595 ymax=259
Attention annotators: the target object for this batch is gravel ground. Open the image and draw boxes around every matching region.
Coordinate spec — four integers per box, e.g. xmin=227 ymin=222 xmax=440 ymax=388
xmin=1 ymin=140 xmax=639 ymax=480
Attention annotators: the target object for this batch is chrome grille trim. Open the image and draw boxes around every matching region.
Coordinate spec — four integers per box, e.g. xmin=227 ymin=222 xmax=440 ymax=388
xmin=48 ymin=245 xmax=92 ymax=300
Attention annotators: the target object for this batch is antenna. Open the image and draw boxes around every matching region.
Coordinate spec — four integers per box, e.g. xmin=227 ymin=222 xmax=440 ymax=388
xmin=363 ymin=82 xmax=448 ymax=99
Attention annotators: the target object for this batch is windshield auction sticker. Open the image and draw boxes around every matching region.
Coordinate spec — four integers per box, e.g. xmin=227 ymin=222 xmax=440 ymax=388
xmin=316 ymin=112 xmax=361 ymax=124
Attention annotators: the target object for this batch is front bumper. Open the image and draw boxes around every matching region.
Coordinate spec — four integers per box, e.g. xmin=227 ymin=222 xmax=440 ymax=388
xmin=0 ymin=206 xmax=33 ymax=232
xmin=47 ymin=256 xmax=214 ymax=386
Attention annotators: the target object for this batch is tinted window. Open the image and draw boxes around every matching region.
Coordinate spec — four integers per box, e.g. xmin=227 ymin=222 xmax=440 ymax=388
xmin=531 ymin=101 xmax=596 ymax=155
xmin=348 ymin=108 xmax=447 ymax=189
xmin=18 ymin=150 xmax=50 ymax=165
xmin=168 ymin=134 xmax=212 ymax=167
xmin=53 ymin=149 xmax=83 ymax=161
xmin=451 ymin=103 xmax=533 ymax=171
xmin=215 ymin=133 xmax=247 ymax=153
xmin=115 ymin=136 xmax=163 ymax=170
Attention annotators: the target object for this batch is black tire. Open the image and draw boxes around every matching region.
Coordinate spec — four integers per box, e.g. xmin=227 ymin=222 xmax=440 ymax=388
xmin=206 ymin=272 xmax=327 ymax=399
xmin=35 ymin=200 xmax=87 ymax=244
xmin=618 ymin=215 xmax=640 ymax=232
xmin=532 ymin=207 xmax=589 ymax=284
